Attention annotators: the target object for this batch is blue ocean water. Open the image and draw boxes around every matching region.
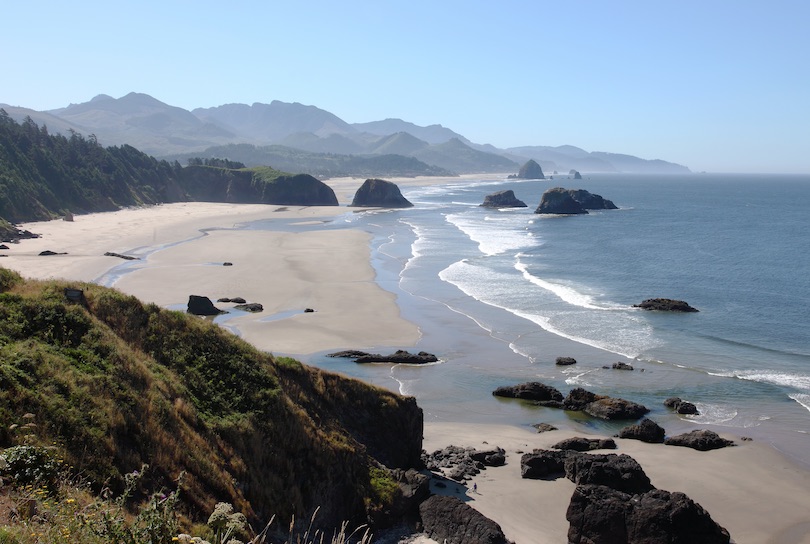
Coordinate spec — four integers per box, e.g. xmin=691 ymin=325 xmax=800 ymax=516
xmin=305 ymin=173 xmax=810 ymax=464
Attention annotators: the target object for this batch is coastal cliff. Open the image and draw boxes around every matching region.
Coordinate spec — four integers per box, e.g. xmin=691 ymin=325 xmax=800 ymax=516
xmin=0 ymin=268 xmax=422 ymax=531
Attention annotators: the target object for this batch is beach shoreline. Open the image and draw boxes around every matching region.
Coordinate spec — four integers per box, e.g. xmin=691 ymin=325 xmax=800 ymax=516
xmin=3 ymin=177 xmax=810 ymax=542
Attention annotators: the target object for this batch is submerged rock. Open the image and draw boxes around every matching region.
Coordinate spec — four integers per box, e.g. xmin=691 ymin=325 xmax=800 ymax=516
xmin=634 ymin=298 xmax=699 ymax=312
xmin=492 ymin=382 xmax=564 ymax=402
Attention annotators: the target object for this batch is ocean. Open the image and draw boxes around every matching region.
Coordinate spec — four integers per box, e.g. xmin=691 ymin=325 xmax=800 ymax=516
xmin=300 ymin=173 xmax=810 ymax=466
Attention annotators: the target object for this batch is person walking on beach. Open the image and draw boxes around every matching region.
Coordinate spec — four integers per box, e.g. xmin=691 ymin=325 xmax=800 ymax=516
xmin=473 ymin=482 xmax=477 ymax=493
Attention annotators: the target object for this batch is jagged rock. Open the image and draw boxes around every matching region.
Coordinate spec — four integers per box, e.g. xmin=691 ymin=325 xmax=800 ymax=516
xmin=104 ymin=251 xmax=138 ymax=260
xmin=533 ymin=423 xmax=558 ymax=433
xmin=234 ymin=303 xmax=263 ymax=312
xmin=612 ymin=362 xmax=634 ymax=371
xmin=422 ymin=445 xmax=505 ymax=482
xmin=516 ymin=159 xmax=545 ymax=179
xmin=535 ymin=187 xmax=587 ymax=214
xmin=480 ymin=190 xmax=527 ymax=208
xmin=492 ymin=382 xmax=564 ymax=403
xmin=566 ymin=189 xmax=618 ymax=210
xmin=535 ymin=187 xmax=617 ymax=214
xmin=521 ymin=449 xmax=571 ymax=479
xmin=585 ymin=397 xmax=650 ymax=420
xmin=634 ymin=298 xmax=699 ymax=312
xmin=552 ymin=437 xmax=617 ymax=452
xmin=327 ymin=350 xmax=438 ymax=364
xmin=570 ymin=170 xmax=583 ymax=180
xmin=556 ymin=356 xmax=577 ymax=366
xmin=0 ymin=244 xmax=8 ymax=250
xmin=351 ymin=178 xmax=413 ymax=208
xmin=664 ymin=397 xmax=700 ymax=415
xmin=563 ymin=388 xmax=603 ymax=411
xmin=187 ymin=295 xmax=225 ymax=316
xmin=369 ymin=468 xmax=431 ymax=527
xmin=665 ymin=430 xmax=735 ymax=451
xmin=564 ymin=453 xmax=654 ymax=494
xmin=567 ymin=484 xmax=731 ymax=544
xmin=419 ymin=495 xmax=510 ymax=544
xmin=617 ymin=418 xmax=666 ymax=443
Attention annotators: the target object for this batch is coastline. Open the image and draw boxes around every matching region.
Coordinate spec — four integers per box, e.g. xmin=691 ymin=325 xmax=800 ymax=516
xmin=2 ymin=176 xmax=809 ymax=542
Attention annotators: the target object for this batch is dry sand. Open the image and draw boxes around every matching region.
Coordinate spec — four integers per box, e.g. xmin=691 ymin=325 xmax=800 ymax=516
xmin=423 ymin=422 xmax=810 ymax=544
xmin=4 ymin=175 xmax=810 ymax=543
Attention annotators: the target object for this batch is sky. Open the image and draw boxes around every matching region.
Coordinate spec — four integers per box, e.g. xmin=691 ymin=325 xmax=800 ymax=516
xmin=2 ymin=1 xmax=809 ymax=173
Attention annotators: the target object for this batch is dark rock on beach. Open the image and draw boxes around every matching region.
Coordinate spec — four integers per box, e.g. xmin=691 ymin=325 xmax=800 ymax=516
xmin=532 ymin=422 xmax=558 ymax=433
xmin=585 ymin=397 xmax=650 ymax=420
xmin=422 ymin=445 xmax=506 ymax=482
xmin=617 ymin=418 xmax=666 ymax=443
xmin=521 ymin=449 xmax=571 ymax=479
xmin=480 ymin=190 xmax=527 ymax=208
xmin=187 ymin=295 xmax=225 ymax=316
xmin=634 ymin=298 xmax=699 ymax=312
xmin=563 ymin=387 xmax=603 ymax=411
xmin=565 ymin=453 xmax=654 ymax=494
xmin=552 ymin=437 xmax=617 ymax=452
xmin=234 ymin=302 xmax=263 ymax=312
xmin=665 ymin=430 xmax=736 ymax=451
xmin=492 ymin=382 xmax=564 ymax=403
xmin=104 ymin=251 xmax=138 ymax=260
xmin=217 ymin=297 xmax=247 ymax=304
xmin=328 ymin=350 xmax=438 ymax=364
xmin=38 ymin=250 xmax=67 ymax=256
xmin=351 ymin=178 xmax=413 ymax=208
xmin=567 ymin=484 xmax=731 ymax=544
xmin=419 ymin=495 xmax=510 ymax=544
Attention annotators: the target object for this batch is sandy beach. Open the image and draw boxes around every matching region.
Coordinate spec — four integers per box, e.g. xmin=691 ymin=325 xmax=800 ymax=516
xmin=3 ymin=175 xmax=810 ymax=543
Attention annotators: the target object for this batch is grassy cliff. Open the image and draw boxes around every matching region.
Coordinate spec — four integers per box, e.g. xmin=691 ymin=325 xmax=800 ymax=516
xmin=0 ymin=268 xmax=422 ymax=534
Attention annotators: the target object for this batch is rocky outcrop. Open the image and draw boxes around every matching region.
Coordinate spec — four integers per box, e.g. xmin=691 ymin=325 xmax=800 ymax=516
xmin=533 ymin=422 xmax=558 ymax=433
xmin=585 ymin=397 xmax=650 ymax=420
xmin=534 ymin=187 xmax=617 ymax=214
xmin=634 ymin=298 xmax=699 ymax=312
xmin=552 ymin=437 xmax=617 ymax=452
xmin=567 ymin=485 xmax=731 ymax=544
xmin=611 ymin=361 xmax=634 ymax=371
xmin=217 ymin=297 xmax=247 ymax=304
xmin=350 ymin=178 xmax=413 ymax=208
xmin=516 ymin=159 xmax=545 ymax=179
xmin=234 ymin=302 xmax=263 ymax=312
xmin=480 ymin=190 xmax=527 ymax=208
xmin=665 ymin=430 xmax=735 ymax=451
xmin=186 ymin=295 xmax=225 ymax=316
xmin=327 ymin=350 xmax=437 ymax=364
xmin=617 ymin=418 xmax=666 ymax=443
xmin=104 ymin=251 xmax=138 ymax=260
xmin=521 ymin=449 xmax=571 ymax=479
xmin=423 ymin=445 xmax=506 ymax=482
xmin=664 ymin=397 xmax=700 ymax=415
xmin=492 ymin=382 xmax=564 ymax=403
xmin=555 ymin=356 xmax=577 ymax=366
xmin=565 ymin=453 xmax=654 ymax=494
xmin=419 ymin=495 xmax=510 ymax=544
xmin=570 ymin=170 xmax=583 ymax=180
xmin=369 ymin=468 xmax=431 ymax=528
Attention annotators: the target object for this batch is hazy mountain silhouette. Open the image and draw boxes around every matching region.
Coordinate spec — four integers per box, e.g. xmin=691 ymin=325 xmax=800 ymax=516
xmin=3 ymin=93 xmax=690 ymax=174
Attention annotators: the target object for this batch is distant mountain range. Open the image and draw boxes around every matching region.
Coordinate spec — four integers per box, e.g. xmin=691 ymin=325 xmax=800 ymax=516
xmin=1 ymin=92 xmax=690 ymax=175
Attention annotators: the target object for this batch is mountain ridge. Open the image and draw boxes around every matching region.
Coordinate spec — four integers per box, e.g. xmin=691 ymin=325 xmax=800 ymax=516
xmin=3 ymin=92 xmax=690 ymax=174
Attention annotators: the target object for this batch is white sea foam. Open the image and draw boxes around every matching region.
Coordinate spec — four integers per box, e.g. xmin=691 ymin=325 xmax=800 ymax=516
xmin=689 ymin=403 xmax=739 ymax=425
xmin=708 ymin=369 xmax=810 ymax=391
xmin=445 ymin=212 xmax=534 ymax=256
xmin=789 ymin=394 xmax=810 ymax=414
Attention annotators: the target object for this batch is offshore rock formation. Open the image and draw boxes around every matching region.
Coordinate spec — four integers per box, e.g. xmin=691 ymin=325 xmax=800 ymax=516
xmin=350 ymin=178 xmax=413 ymax=208
xmin=480 ymin=189 xmax=527 ymax=208
xmin=570 ymin=169 xmax=583 ymax=179
xmin=534 ymin=187 xmax=617 ymax=214
xmin=634 ymin=298 xmax=699 ymax=312
xmin=187 ymin=294 xmax=225 ymax=315
xmin=516 ymin=159 xmax=545 ymax=179
xmin=327 ymin=349 xmax=438 ymax=364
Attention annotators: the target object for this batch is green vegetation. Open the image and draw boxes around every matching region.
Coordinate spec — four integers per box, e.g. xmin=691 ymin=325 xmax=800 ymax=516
xmin=173 ymin=143 xmax=454 ymax=179
xmin=0 ymin=113 xmax=337 ymax=228
xmin=0 ymin=270 xmax=423 ymax=538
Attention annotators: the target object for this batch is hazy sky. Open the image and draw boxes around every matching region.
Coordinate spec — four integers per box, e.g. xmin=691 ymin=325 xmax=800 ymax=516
xmin=3 ymin=1 xmax=808 ymax=173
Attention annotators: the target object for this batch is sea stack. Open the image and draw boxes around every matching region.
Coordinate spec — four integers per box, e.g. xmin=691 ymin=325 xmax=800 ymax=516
xmin=516 ymin=159 xmax=545 ymax=179
xmin=350 ymin=178 xmax=413 ymax=208
xmin=480 ymin=190 xmax=527 ymax=208
xmin=535 ymin=187 xmax=617 ymax=214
